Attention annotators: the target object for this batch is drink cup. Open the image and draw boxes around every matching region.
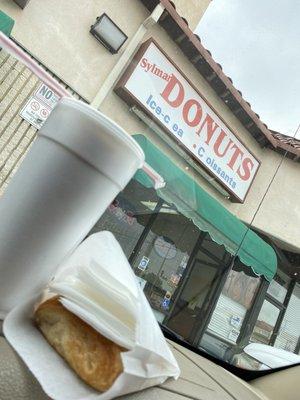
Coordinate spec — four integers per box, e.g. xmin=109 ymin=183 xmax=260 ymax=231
xmin=0 ymin=98 xmax=144 ymax=317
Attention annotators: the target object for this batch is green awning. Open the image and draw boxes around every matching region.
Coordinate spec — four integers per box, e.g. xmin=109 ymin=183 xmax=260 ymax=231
xmin=0 ymin=11 xmax=14 ymax=36
xmin=133 ymin=134 xmax=277 ymax=282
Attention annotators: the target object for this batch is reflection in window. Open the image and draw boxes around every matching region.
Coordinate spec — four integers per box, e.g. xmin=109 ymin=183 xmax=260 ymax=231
xmin=267 ymin=276 xmax=288 ymax=303
xmin=167 ymin=249 xmax=222 ymax=339
xmin=88 ymin=180 xmax=159 ymax=258
xmin=208 ymin=265 xmax=260 ymax=343
xmin=132 ymin=208 xmax=200 ymax=323
xmin=275 ymin=283 xmax=300 ymax=352
xmin=87 ymin=177 xmax=300 ymax=367
xmin=251 ymin=300 xmax=280 ymax=345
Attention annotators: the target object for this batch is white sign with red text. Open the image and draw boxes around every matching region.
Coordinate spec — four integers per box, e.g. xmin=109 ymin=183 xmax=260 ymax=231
xmin=20 ymin=83 xmax=60 ymax=130
xmin=20 ymin=97 xmax=50 ymax=129
xmin=35 ymin=83 xmax=60 ymax=109
xmin=118 ymin=41 xmax=260 ymax=201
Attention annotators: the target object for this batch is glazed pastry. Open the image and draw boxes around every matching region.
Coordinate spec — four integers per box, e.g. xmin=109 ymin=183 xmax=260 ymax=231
xmin=34 ymin=297 xmax=124 ymax=392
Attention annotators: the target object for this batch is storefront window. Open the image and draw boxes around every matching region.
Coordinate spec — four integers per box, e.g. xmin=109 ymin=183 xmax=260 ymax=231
xmin=88 ymin=180 xmax=160 ymax=258
xmin=132 ymin=205 xmax=200 ymax=323
xmin=275 ymin=283 xmax=300 ymax=352
xmin=267 ymin=275 xmax=289 ymax=303
xmin=206 ymin=262 xmax=260 ymax=344
xmin=251 ymin=300 xmax=281 ymax=345
xmin=166 ymin=233 xmax=231 ymax=341
xmin=88 ymin=173 xmax=300 ymax=368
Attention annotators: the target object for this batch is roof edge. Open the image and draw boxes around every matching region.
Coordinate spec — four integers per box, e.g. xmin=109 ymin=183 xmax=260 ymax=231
xmin=138 ymin=0 xmax=300 ymax=161
xmin=159 ymin=0 xmax=277 ymax=147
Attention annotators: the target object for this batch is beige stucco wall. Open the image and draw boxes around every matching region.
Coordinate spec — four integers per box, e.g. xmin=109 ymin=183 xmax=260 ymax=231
xmin=0 ymin=0 xmax=299 ymax=251
xmin=250 ymin=156 xmax=300 ymax=252
xmin=0 ymin=0 xmax=211 ymax=100
xmin=0 ymin=0 xmax=149 ymax=101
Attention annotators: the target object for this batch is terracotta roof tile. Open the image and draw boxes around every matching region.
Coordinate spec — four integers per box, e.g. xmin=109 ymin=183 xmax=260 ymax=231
xmin=272 ymin=131 xmax=300 ymax=150
xmin=139 ymin=0 xmax=300 ymax=162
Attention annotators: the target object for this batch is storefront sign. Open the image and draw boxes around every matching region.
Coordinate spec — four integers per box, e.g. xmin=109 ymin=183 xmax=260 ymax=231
xmin=35 ymin=83 xmax=60 ymax=109
xmin=135 ymin=276 xmax=147 ymax=290
xmin=108 ymin=199 xmax=136 ymax=226
xmin=20 ymin=83 xmax=60 ymax=129
xmin=115 ymin=40 xmax=260 ymax=202
xmin=138 ymin=256 xmax=150 ymax=271
xmin=162 ymin=291 xmax=172 ymax=310
xmin=228 ymin=328 xmax=240 ymax=342
xmin=230 ymin=315 xmax=242 ymax=329
xmin=20 ymin=97 xmax=50 ymax=129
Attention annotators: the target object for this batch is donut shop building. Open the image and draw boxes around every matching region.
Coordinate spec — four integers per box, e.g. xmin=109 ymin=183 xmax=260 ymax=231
xmin=0 ymin=0 xmax=299 ymax=357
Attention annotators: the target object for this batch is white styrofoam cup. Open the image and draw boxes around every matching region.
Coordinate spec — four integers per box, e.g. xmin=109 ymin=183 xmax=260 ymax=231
xmin=0 ymin=98 xmax=144 ymax=318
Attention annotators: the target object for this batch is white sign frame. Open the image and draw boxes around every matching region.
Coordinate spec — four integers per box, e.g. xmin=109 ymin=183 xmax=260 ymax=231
xmin=35 ymin=83 xmax=60 ymax=109
xmin=138 ymin=256 xmax=150 ymax=271
xmin=115 ymin=39 xmax=260 ymax=202
xmin=19 ymin=97 xmax=51 ymax=129
xmin=20 ymin=83 xmax=60 ymax=130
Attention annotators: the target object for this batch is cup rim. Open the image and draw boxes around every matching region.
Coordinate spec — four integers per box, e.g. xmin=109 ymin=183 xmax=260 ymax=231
xmin=59 ymin=97 xmax=145 ymax=165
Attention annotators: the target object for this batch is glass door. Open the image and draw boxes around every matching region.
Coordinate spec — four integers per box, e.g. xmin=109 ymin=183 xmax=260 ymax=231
xmin=131 ymin=203 xmax=200 ymax=323
xmin=166 ymin=233 xmax=231 ymax=342
xmin=166 ymin=257 xmax=219 ymax=340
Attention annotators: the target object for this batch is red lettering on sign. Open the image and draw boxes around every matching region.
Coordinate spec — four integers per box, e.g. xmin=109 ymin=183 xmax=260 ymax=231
xmin=182 ymin=99 xmax=203 ymax=127
xmin=140 ymin=57 xmax=147 ymax=69
xmin=195 ymin=114 xmax=219 ymax=145
xmin=161 ymin=75 xmax=184 ymax=108
xmin=158 ymin=74 xmax=256 ymax=184
xmin=227 ymin=144 xmax=244 ymax=171
xmin=237 ymin=158 xmax=254 ymax=181
xmin=214 ymin=130 xmax=234 ymax=158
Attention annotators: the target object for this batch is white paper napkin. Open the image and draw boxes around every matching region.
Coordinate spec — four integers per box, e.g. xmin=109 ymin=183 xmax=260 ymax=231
xmin=3 ymin=231 xmax=180 ymax=400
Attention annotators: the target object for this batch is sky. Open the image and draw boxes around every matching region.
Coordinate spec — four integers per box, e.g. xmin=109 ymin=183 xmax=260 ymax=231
xmin=196 ymin=0 xmax=300 ymax=138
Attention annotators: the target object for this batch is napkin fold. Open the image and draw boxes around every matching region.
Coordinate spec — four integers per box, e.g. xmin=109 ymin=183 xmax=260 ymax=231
xmin=4 ymin=231 xmax=180 ymax=400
